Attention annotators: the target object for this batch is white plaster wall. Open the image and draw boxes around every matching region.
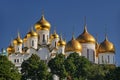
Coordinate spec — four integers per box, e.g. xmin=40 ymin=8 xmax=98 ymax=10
xmin=38 ymin=30 xmax=49 ymax=45
xmin=58 ymin=46 xmax=65 ymax=54
xmin=30 ymin=37 xmax=38 ymax=49
xmin=81 ymin=43 xmax=95 ymax=63
xmin=37 ymin=47 xmax=50 ymax=60
xmin=51 ymin=38 xmax=59 ymax=48
xmin=14 ymin=44 xmax=22 ymax=53
xmin=98 ymin=53 xmax=115 ymax=64
xmin=23 ymin=41 xmax=27 ymax=47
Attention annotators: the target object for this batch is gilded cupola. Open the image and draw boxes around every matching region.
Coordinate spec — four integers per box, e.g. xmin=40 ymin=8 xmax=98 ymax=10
xmin=98 ymin=36 xmax=115 ymax=53
xmin=27 ymin=28 xmax=38 ymax=38
xmin=57 ymin=35 xmax=66 ymax=46
xmin=23 ymin=35 xmax=27 ymax=42
xmin=7 ymin=42 xmax=15 ymax=54
xmin=52 ymin=30 xmax=59 ymax=39
xmin=77 ymin=25 xmax=96 ymax=44
xmin=65 ymin=35 xmax=82 ymax=52
xmin=35 ymin=14 xmax=51 ymax=31
xmin=13 ymin=32 xmax=23 ymax=45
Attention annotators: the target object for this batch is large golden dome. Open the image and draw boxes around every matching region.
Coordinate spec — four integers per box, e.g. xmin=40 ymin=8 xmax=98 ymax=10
xmin=77 ymin=25 xmax=96 ymax=44
xmin=57 ymin=35 xmax=66 ymax=46
xmin=98 ymin=36 xmax=115 ymax=53
xmin=65 ymin=36 xmax=82 ymax=52
xmin=13 ymin=32 xmax=23 ymax=45
xmin=35 ymin=14 xmax=51 ymax=31
xmin=7 ymin=43 xmax=15 ymax=54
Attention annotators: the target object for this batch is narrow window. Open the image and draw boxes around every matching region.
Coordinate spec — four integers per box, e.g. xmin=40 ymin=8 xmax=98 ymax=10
xmin=47 ymin=35 xmax=48 ymax=42
xmin=113 ymin=56 xmax=114 ymax=64
xmin=55 ymin=42 xmax=57 ymax=47
xmin=108 ymin=55 xmax=110 ymax=63
xmin=17 ymin=59 xmax=19 ymax=63
xmin=102 ymin=56 xmax=104 ymax=63
xmin=18 ymin=47 xmax=19 ymax=51
xmin=87 ymin=49 xmax=89 ymax=59
xmin=43 ymin=34 xmax=45 ymax=42
xmin=32 ymin=40 xmax=34 ymax=46
xmin=14 ymin=59 xmax=16 ymax=63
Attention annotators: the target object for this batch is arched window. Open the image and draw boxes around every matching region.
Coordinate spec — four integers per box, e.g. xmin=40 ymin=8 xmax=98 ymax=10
xmin=32 ymin=40 xmax=34 ymax=46
xmin=108 ymin=55 xmax=110 ymax=63
xmin=102 ymin=56 xmax=104 ymax=63
xmin=87 ymin=49 xmax=89 ymax=59
xmin=43 ymin=34 xmax=45 ymax=42
xmin=55 ymin=42 xmax=57 ymax=47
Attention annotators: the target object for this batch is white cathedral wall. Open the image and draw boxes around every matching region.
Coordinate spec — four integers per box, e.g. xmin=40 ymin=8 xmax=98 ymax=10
xmin=14 ymin=44 xmax=22 ymax=53
xmin=58 ymin=46 xmax=65 ymax=54
xmin=98 ymin=53 xmax=115 ymax=64
xmin=37 ymin=47 xmax=50 ymax=60
xmin=30 ymin=37 xmax=38 ymax=49
xmin=51 ymin=38 xmax=59 ymax=48
xmin=38 ymin=30 xmax=49 ymax=45
xmin=23 ymin=41 xmax=27 ymax=47
xmin=81 ymin=43 xmax=95 ymax=63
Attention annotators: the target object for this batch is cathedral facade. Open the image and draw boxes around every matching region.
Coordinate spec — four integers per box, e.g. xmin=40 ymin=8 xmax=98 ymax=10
xmin=6 ymin=14 xmax=116 ymax=71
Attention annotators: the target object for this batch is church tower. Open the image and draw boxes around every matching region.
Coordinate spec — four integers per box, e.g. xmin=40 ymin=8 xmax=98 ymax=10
xmin=35 ymin=14 xmax=51 ymax=45
xmin=77 ymin=19 xmax=96 ymax=63
xmin=98 ymin=35 xmax=115 ymax=64
xmin=13 ymin=32 xmax=23 ymax=53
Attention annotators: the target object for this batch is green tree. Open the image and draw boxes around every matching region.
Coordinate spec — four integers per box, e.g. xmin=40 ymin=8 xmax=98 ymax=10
xmin=64 ymin=52 xmax=92 ymax=80
xmin=21 ymin=54 xmax=49 ymax=80
xmin=0 ymin=55 xmax=21 ymax=80
xmin=48 ymin=54 xmax=67 ymax=80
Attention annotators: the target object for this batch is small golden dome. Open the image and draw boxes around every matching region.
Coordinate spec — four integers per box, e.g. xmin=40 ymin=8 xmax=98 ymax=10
xmin=13 ymin=32 xmax=23 ymax=45
xmin=57 ymin=35 xmax=66 ymax=46
xmin=77 ymin=25 xmax=96 ymax=43
xmin=52 ymin=30 xmax=59 ymax=39
xmin=27 ymin=29 xmax=38 ymax=38
xmin=23 ymin=35 xmax=27 ymax=42
xmin=98 ymin=36 xmax=115 ymax=53
xmin=65 ymin=36 xmax=82 ymax=52
xmin=35 ymin=15 xmax=51 ymax=31
xmin=7 ymin=44 xmax=15 ymax=54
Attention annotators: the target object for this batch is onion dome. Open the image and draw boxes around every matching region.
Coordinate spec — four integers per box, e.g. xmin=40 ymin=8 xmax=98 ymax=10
xmin=27 ymin=28 xmax=38 ymax=38
xmin=7 ymin=43 xmax=15 ymax=54
xmin=35 ymin=14 xmax=51 ymax=31
xmin=65 ymin=35 xmax=82 ymax=52
xmin=57 ymin=35 xmax=66 ymax=46
xmin=77 ymin=25 xmax=96 ymax=44
xmin=13 ymin=32 xmax=23 ymax=45
xmin=23 ymin=35 xmax=27 ymax=42
xmin=52 ymin=30 xmax=59 ymax=39
xmin=98 ymin=36 xmax=115 ymax=53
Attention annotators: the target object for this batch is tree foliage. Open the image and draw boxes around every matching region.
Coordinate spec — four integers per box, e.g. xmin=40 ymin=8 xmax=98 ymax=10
xmin=21 ymin=54 xmax=49 ymax=80
xmin=48 ymin=54 xmax=67 ymax=80
xmin=0 ymin=55 xmax=21 ymax=80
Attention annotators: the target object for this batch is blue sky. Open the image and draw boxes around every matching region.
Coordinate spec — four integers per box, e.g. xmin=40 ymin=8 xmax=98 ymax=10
xmin=0 ymin=0 xmax=120 ymax=65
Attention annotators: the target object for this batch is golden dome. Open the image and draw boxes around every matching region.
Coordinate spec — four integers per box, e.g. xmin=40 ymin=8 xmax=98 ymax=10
xmin=52 ymin=30 xmax=59 ymax=39
xmin=65 ymin=36 xmax=82 ymax=52
xmin=57 ymin=35 xmax=66 ymax=46
xmin=23 ymin=35 xmax=27 ymax=42
xmin=27 ymin=29 xmax=38 ymax=38
xmin=98 ymin=36 xmax=115 ymax=53
xmin=35 ymin=14 xmax=51 ymax=31
xmin=77 ymin=25 xmax=96 ymax=44
xmin=7 ymin=44 xmax=15 ymax=54
xmin=95 ymin=41 xmax=99 ymax=57
xmin=13 ymin=32 xmax=23 ymax=45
